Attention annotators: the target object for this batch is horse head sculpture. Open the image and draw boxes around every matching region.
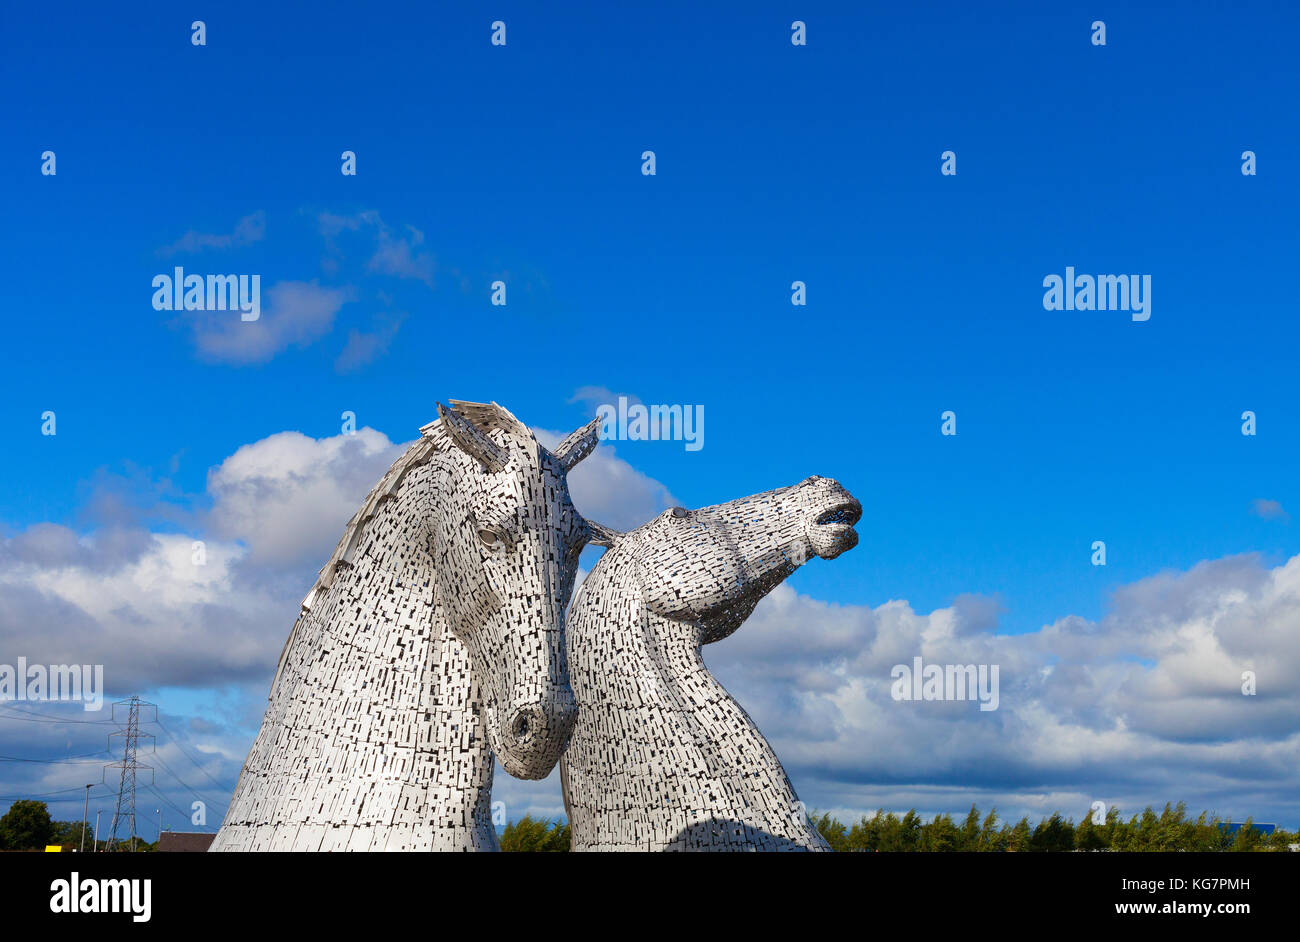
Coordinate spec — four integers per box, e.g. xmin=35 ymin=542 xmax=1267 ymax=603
xmin=563 ymin=475 xmax=861 ymax=851
xmin=427 ymin=401 xmax=591 ymax=778
xmin=213 ymin=400 xmax=599 ymax=851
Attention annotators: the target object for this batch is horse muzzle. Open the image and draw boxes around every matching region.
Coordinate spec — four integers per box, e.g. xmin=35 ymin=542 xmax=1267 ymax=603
xmin=803 ymin=478 xmax=862 ymax=560
xmin=493 ymin=687 xmax=579 ymax=780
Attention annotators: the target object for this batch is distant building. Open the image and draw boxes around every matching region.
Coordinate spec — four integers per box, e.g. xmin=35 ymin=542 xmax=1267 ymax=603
xmin=1218 ymin=822 xmax=1277 ymax=836
xmin=156 ymin=832 xmax=215 ymax=852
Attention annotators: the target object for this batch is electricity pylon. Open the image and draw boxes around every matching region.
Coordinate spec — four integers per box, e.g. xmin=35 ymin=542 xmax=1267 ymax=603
xmin=103 ymin=696 xmax=155 ymax=852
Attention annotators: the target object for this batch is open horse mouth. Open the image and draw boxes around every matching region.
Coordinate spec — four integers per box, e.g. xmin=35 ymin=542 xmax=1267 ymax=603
xmin=807 ymin=495 xmax=862 ymax=559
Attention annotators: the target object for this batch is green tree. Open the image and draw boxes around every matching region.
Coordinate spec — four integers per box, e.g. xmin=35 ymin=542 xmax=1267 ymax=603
xmin=811 ymin=812 xmax=849 ymax=851
xmin=958 ymin=804 xmax=981 ymax=852
xmin=499 ymin=815 xmax=570 ymax=852
xmin=920 ymin=813 xmax=961 ymax=852
xmin=894 ymin=810 xmax=922 ymax=852
xmin=1229 ymin=819 xmax=1263 ymax=853
xmin=1005 ymin=816 xmax=1032 ymax=853
xmin=1029 ymin=813 xmax=1075 ymax=852
xmin=1263 ymin=826 xmax=1296 ymax=851
xmin=846 ymin=811 xmax=885 ymax=851
xmin=1075 ymin=807 xmax=1103 ymax=851
xmin=978 ymin=808 xmax=1004 ymax=852
xmin=871 ymin=811 xmax=912 ymax=852
xmin=1108 ymin=812 xmax=1140 ymax=851
xmin=49 ymin=820 xmax=94 ymax=851
xmin=0 ymin=800 xmax=56 ymax=850
xmin=1190 ymin=812 xmax=1230 ymax=852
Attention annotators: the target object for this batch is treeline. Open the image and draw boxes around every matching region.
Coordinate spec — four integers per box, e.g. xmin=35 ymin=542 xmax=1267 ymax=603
xmin=6 ymin=799 xmax=1294 ymax=852
xmin=500 ymin=815 xmax=571 ymax=852
xmin=811 ymin=803 xmax=1299 ymax=852
xmin=0 ymin=799 xmax=155 ymax=852
xmin=499 ymin=804 xmax=1299 ymax=852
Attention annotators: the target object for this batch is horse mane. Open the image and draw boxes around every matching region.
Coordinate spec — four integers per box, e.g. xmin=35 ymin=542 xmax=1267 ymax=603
xmin=299 ymin=400 xmax=533 ymax=613
xmin=270 ymin=402 xmax=534 ymax=689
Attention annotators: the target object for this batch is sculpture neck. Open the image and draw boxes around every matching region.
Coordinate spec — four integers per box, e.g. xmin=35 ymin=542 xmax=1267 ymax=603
xmin=212 ymin=488 xmax=499 ymax=851
xmin=561 ymin=550 xmax=827 ymax=851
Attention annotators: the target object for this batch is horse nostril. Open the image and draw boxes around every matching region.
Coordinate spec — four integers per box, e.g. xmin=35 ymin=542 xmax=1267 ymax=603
xmin=501 ymin=695 xmax=576 ymax=764
xmin=508 ymin=706 xmax=541 ymax=747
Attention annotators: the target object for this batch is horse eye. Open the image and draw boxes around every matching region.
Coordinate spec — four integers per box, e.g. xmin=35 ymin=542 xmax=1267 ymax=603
xmin=478 ymin=528 xmax=502 ymax=548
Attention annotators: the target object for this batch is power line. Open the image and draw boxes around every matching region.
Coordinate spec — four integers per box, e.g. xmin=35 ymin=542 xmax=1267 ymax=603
xmin=146 ymin=783 xmax=192 ymax=823
xmin=0 ymin=703 xmax=115 ymax=725
xmin=0 ymin=702 xmax=230 ymax=826
xmin=0 ymin=784 xmax=102 ymax=801
xmin=149 ymin=751 xmax=225 ymax=810
xmin=0 ymin=750 xmax=108 ymax=763
xmin=154 ymin=718 xmax=234 ymax=792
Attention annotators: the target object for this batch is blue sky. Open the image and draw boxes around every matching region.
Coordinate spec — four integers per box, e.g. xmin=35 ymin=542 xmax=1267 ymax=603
xmin=2 ymin=1 xmax=1298 ymax=836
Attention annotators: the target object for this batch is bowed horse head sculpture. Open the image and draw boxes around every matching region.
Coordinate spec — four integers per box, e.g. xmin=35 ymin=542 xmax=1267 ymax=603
xmin=212 ymin=401 xmax=599 ymax=851
xmin=430 ymin=401 xmax=590 ymax=777
xmin=564 ymin=475 xmax=862 ymax=851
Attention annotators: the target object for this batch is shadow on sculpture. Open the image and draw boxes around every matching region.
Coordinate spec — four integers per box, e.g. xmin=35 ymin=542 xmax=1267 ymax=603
xmin=667 ymin=819 xmax=826 ymax=852
xmin=562 ymin=475 xmax=861 ymax=851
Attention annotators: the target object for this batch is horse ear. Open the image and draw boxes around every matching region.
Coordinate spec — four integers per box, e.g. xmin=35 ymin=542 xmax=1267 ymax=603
xmin=438 ymin=401 xmax=507 ymax=473
xmin=553 ymin=416 xmax=601 ymax=471
xmin=585 ymin=520 xmax=622 ymax=548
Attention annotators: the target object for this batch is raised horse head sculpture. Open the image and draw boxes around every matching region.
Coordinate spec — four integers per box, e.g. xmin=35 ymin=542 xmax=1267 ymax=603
xmin=212 ymin=401 xmax=600 ymax=851
xmin=562 ymin=475 xmax=862 ymax=851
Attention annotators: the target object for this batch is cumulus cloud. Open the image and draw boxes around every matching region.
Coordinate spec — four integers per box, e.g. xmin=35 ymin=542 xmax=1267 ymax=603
xmin=205 ymin=427 xmax=406 ymax=567
xmin=698 ymin=552 xmax=1300 ymax=825
xmin=158 ymin=211 xmax=266 ymax=257
xmin=0 ymin=527 xmax=287 ymax=692
xmin=0 ymin=418 xmax=673 ymax=706
xmin=180 ymin=280 xmax=353 ymax=364
xmin=533 ymin=428 xmax=678 ymax=530
xmin=0 ymin=426 xmax=409 ymax=700
xmin=7 ymin=422 xmax=1296 ymax=828
xmin=2 ymin=419 xmax=666 ymax=820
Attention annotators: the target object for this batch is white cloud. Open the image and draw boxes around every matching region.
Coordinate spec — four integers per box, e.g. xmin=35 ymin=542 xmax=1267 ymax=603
xmin=0 ymin=419 xmax=674 ymax=821
xmin=7 ymin=425 xmax=1297 ymax=828
xmin=696 ymin=552 xmax=1300 ymax=825
xmin=158 ymin=211 xmax=266 ymax=257
xmin=184 ymin=280 xmax=353 ymax=364
xmin=533 ymin=428 xmax=678 ymax=531
xmin=0 ymin=528 xmax=286 ymax=692
xmin=205 ymin=427 xmax=405 ymax=567
xmin=0 ymin=425 xmax=408 ymax=712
